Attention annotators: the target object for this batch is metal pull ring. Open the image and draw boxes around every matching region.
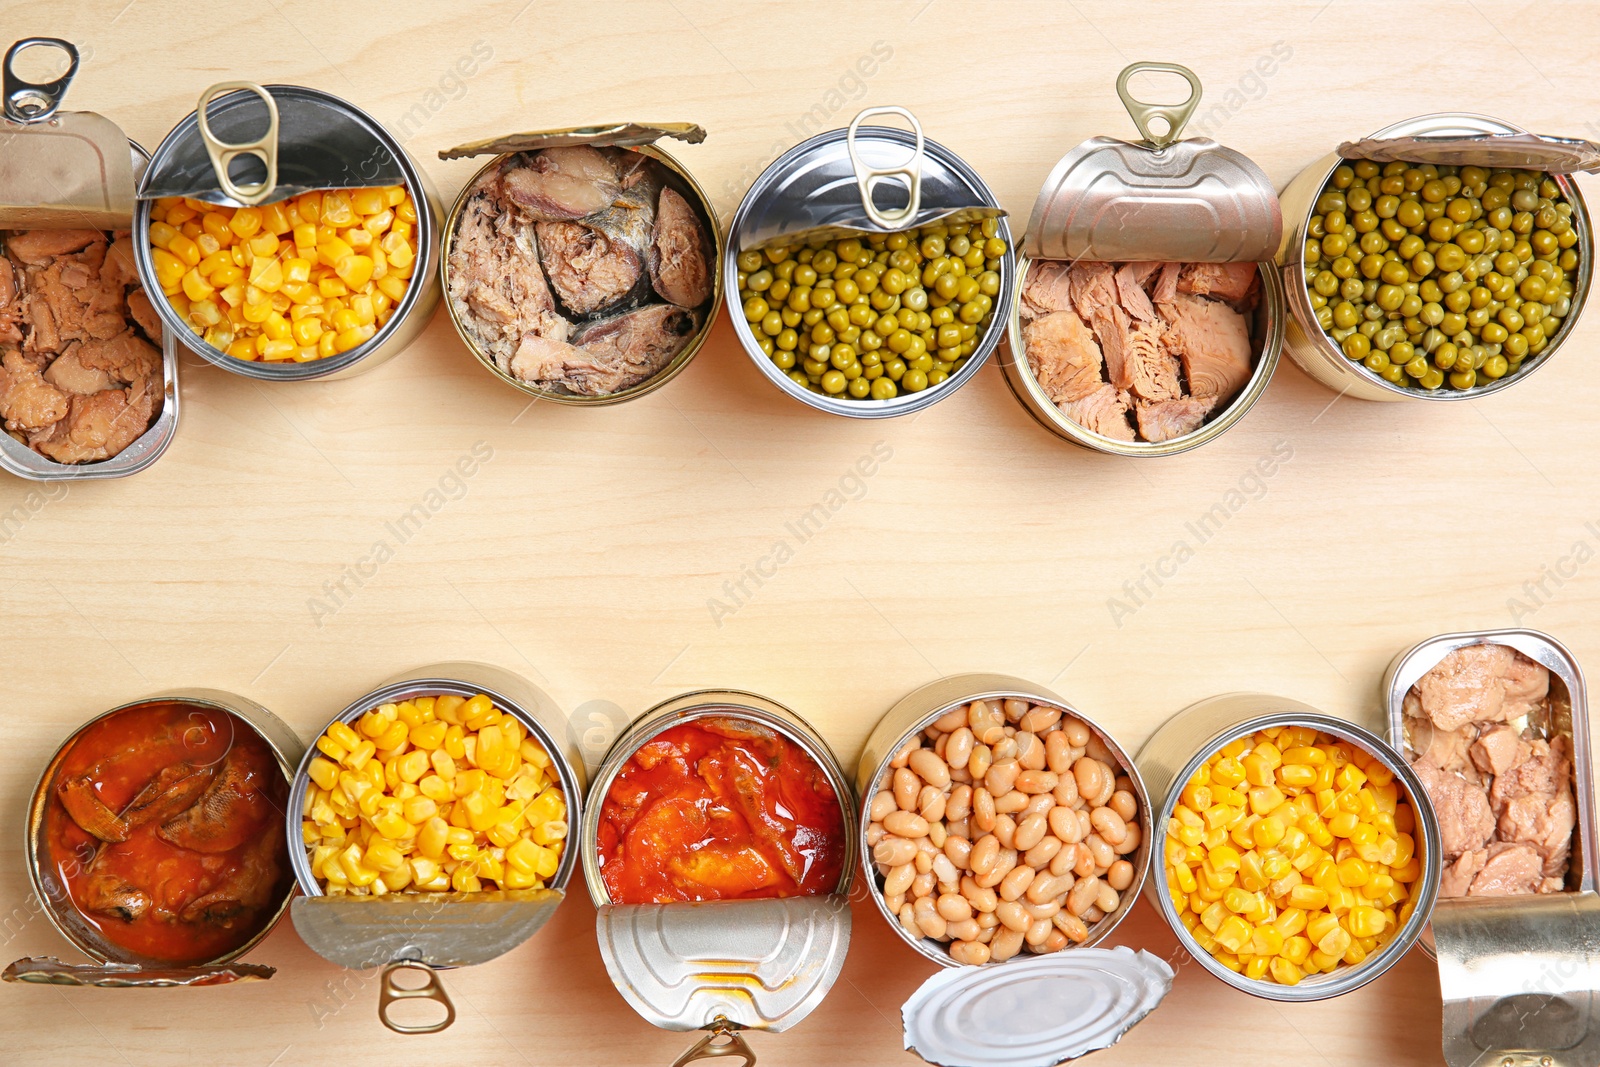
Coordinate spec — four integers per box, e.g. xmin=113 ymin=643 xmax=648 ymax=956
xmin=670 ymin=1023 xmax=755 ymax=1067
xmin=1115 ymin=61 xmax=1203 ymax=149
xmin=196 ymin=81 xmax=279 ymax=207
xmin=3 ymin=38 xmax=80 ymax=124
xmin=846 ymin=105 xmax=924 ymax=231
xmin=377 ymin=960 xmax=456 ymax=1035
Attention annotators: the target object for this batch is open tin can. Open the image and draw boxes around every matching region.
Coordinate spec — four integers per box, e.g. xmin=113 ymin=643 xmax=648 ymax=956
xmin=438 ymin=123 xmax=722 ymax=405
xmin=856 ymin=674 xmax=1173 ymax=1067
xmin=1384 ymin=629 xmax=1600 ymax=1067
xmin=580 ymin=690 xmax=854 ymax=1067
xmin=1277 ymin=114 xmax=1594 ymax=402
xmin=6 ymin=687 xmax=301 ymax=986
xmin=0 ymin=38 xmax=179 ymax=480
xmin=999 ymin=62 xmax=1284 ymax=456
xmin=134 ymin=82 xmax=441 ymax=381
xmin=725 ymin=106 xmax=1014 ymax=418
xmin=1137 ymin=692 xmax=1442 ymax=1001
xmin=285 ymin=662 xmax=583 ymax=1034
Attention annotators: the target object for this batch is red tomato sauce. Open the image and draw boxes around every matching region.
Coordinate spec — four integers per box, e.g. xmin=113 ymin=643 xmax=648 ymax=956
xmin=44 ymin=702 xmax=290 ymax=965
xmin=597 ymin=718 xmax=846 ymax=904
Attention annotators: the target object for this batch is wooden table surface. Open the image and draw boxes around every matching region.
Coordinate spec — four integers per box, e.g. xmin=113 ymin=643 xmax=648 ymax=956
xmin=3 ymin=1 xmax=1597 ymax=1063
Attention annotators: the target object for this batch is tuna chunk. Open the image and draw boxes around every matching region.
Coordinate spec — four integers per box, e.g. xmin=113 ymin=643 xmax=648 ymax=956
xmin=1467 ymin=842 xmax=1544 ymax=896
xmin=31 ymin=374 xmax=157 ymax=464
xmin=1501 ymin=655 xmax=1550 ymax=720
xmin=1439 ymin=849 xmax=1486 ymax=898
xmin=1412 ymin=758 xmax=1495 ymax=859
xmin=1114 ymin=263 xmax=1159 ymax=322
xmin=0 ymin=346 xmax=69 ymax=431
xmin=1498 ymin=787 xmax=1575 ymax=880
xmin=1150 ymin=262 xmax=1180 ymax=304
xmin=1092 ymin=305 xmax=1179 ymax=401
xmin=649 ymin=187 xmax=712 ymax=308
xmin=1178 ymin=262 xmax=1259 ymax=305
xmin=6 ymin=228 xmax=101 ymax=265
xmin=1066 ymin=262 xmax=1120 ymax=321
xmin=1469 ymin=723 xmax=1530 ymax=778
xmin=1135 ymin=396 xmax=1217 ymax=443
xmin=1407 ymin=692 xmax=1478 ymax=779
xmin=1058 ymin=384 xmax=1134 ymax=441
xmin=1158 ymin=294 xmax=1253 ymax=402
xmin=1415 ymin=644 xmax=1517 ymax=732
xmin=1023 ymin=311 xmax=1104 ymax=403
xmin=1489 ymin=737 xmax=1571 ymax=811
xmin=1019 ymin=261 xmax=1075 ymax=321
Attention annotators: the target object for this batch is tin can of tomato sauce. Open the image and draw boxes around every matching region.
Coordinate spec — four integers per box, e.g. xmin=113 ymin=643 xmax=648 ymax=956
xmin=284 ymin=661 xmax=584 ymax=1034
xmin=0 ymin=38 xmax=180 ymax=481
xmin=7 ymin=688 xmax=301 ymax=986
xmin=579 ymin=690 xmax=854 ymax=1067
xmin=1383 ymin=628 xmax=1600 ymax=1067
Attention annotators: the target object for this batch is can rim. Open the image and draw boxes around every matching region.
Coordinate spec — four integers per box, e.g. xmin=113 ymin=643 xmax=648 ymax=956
xmin=856 ymin=680 xmax=1153 ymax=968
xmin=723 ymin=125 xmax=1015 ymax=419
xmin=132 ymin=84 xmax=438 ymax=382
xmin=23 ymin=691 xmax=299 ymax=970
xmin=1282 ymin=112 xmax=1593 ymax=403
xmin=1147 ymin=708 xmax=1442 ymax=1001
xmin=437 ymin=143 xmax=724 ymax=406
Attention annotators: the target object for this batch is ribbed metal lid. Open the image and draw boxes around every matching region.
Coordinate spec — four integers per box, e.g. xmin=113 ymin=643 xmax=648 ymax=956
xmin=439 ymin=122 xmax=705 ymax=160
xmin=1338 ymin=129 xmax=1600 ymax=173
xmin=1024 ymin=62 xmax=1281 ymax=263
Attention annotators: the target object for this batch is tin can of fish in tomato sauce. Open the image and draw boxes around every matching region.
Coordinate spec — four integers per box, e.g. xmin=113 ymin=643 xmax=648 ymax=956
xmin=1000 ymin=62 xmax=1285 ymax=457
xmin=284 ymin=661 xmax=584 ymax=1034
xmin=725 ymin=106 xmax=1016 ymax=419
xmin=0 ymin=38 xmax=180 ymax=481
xmin=7 ymin=688 xmax=302 ymax=986
xmin=579 ymin=690 xmax=854 ymax=1067
xmin=438 ymin=124 xmax=724 ymax=406
xmin=1383 ymin=629 xmax=1600 ymax=1067
xmin=1277 ymin=114 xmax=1594 ymax=403
xmin=134 ymin=82 xmax=442 ymax=381
xmin=1137 ymin=693 xmax=1442 ymax=1002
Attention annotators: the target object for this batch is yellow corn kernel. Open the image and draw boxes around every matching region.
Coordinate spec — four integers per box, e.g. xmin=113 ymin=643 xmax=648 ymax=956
xmin=451 ymin=866 xmax=482 ymax=893
xmin=1208 ymin=845 xmax=1241 ymax=877
xmin=351 ymin=187 xmax=387 ymax=216
xmin=373 ymin=811 xmax=413 ymax=840
xmin=408 ymin=720 xmax=447 ymax=750
xmin=1281 ymin=935 xmax=1312 ymax=965
xmin=1272 ymin=907 xmax=1307 ymax=937
xmin=1337 ymin=857 xmax=1370 ymax=888
xmin=434 ymin=694 xmax=465 ymax=724
xmin=486 ymin=820 xmax=520 ymax=849
xmin=316 ymin=734 xmax=348 ymax=761
xmin=1248 ymin=785 xmax=1286 ymax=816
xmin=1223 ymin=887 xmax=1255 ymax=914
xmin=1288 ymin=884 xmax=1328 ymax=911
xmin=1251 ymin=924 xmax=1284 ymax=958
xmin=1269 ymin=957 xmax=1303 ymax=986
xmin=1214 ymin=916 xmax=1251 ymax=954
xmin=463 ymin=695 xmax=500 ymax=729
xmin=417 ymin=816 xmax=450 ymax=860
xmin=228 ymin=207 xmax=263 ymax=239
xmin=396 ymin=749 xmax=430 ymax=784
xmin=342 ymin=739 xmax=377 ymax=771
xmin=1180 ymin=781 xmax=1213 ymax=811
xmin=308 ymin=756 xmax=340 ymax=791
xmin=168 ymin=232 xmax=202 ymax=267
xmin=338 ymin=844 xmax=378 ymax=887
xmin=321 ymin=191 xmax=355 ymax=226
xmin=1347 ymin=905 xmax=1387 ymax=938
xmin=530 ymin=820 xmax=566 ymax=850
xmin=526 ymin=788 xmax=564 ymax=825
xmin=430 ymin=750 xmax=457 ymax=780
xmin=1278 ymin=764 xmax=1318 ymax=789
xmin=419 ymin=774 xmax=453 ymax=803
xmin=365 ymin=837 xmax=406 ymax=873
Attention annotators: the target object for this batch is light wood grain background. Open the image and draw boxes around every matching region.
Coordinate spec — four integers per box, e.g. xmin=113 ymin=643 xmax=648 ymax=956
xmin=1 ymin=1 xmax=1596 ymax=1064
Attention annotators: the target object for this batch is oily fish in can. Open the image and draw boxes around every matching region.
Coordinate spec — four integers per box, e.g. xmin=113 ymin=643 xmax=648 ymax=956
xmin=1008 ymin=63 xmax=1283 ymax=450
xmin=0 ymin=38 xmax=171 ymax=471
xmin=6 ymin=691 xmax=299 ymax=986
xmin=440 ymin=124 xmax=719 ymax=401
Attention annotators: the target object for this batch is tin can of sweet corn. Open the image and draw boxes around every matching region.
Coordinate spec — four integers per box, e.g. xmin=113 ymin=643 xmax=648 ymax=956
xmin=1137 ymin=693 xmax=1441 ymax=1002
xmin=7 ymin=688 xmax=300 ymax=987
xmin=134 ymin=82 xmax=441 ymax=381
xmin=579 ymin=690 xmax=854 ymax=1067
xmin=284 ymin=662 xmax=584 ymax=1034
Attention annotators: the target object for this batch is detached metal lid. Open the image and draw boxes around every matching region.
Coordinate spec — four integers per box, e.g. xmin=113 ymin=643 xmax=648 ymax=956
xmin=438 ymin=122 xmax=706 ymax=161
xmin=1433 ymin=893 xmax=1600 ymax=1067
xmin=596 ymin=896 xmax=850 ymax=1033
xmin=291 ymin=888 xmax=564 ymax=969
xmin=736 ymin=105 xmax=1005 ymax=252
xmin=3 ymin=956 xmax=274 ymax=986
xmin=902 ymin=947 xmax=1174 ymax=1067
xmin=1338 ymin=128 xmax=1600 ymax=174
xmin=1025 ymin=62 xmax=1281 ymax=264
xmin=0 ymin=37 xmax=136 ymax=229
xmin=139 ymin=82 xmax=406 ymax=208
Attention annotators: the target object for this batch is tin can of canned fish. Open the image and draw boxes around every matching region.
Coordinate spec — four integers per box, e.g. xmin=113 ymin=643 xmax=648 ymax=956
xmin=438 ymin=124 xmax=723 ymax=405
xmin=135 ymin=82 xmax=441 ymax=381
xmin=1383 ymin=629 xmax=1600 ymax=1067
xmin=999 ymin=63 xmax=1284 ymax=456
xmin=1137 ymin=693 xmax=1442 ymax=1001
xmin=0 ymin=38 xmax=179 ymax=480
xmin=856 ymin=673 xmax=1152 ymax=966
xmin=7 ymin=688 xmax=301 ymax=986
xmin=1277 ymin=114 xmax=1594 ymax=402
xmin=579 ymin=690 xmax=854 ymax=1067
xmin=285 ymin=662 xmax=584 ymax=1034
xmin=726 ymin=106 xmax=1015 ymax=418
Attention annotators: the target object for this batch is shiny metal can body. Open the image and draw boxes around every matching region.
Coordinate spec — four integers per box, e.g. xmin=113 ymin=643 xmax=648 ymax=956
xmin=855 ymin=673 xmax=1152 ymax=966
xmin=1137 ymin=693 xmax=1442 ymax=1001
xmin=1277 ymin=113 xmax=1593 ymax=403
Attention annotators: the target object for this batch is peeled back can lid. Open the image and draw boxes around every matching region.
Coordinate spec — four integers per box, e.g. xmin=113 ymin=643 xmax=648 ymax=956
xmin=1338 ymin=127 xmax=1600 ymax=174
xmin=901 ymin=947 xmax=1174 ymax=1067
xmin=1024 ymin=62 xmax=1281 ymax=264
xmin=438 ymin=121 xmax=706 ymax=160
xmin=0 ymin=37 xmax=136 ymax=229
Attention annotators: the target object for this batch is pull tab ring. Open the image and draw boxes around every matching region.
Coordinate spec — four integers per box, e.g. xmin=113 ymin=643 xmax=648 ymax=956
xmin=377 ymin=960 xmax=456 ymax=1035
xmin=3 ymin=38 xmax=80 ymax=124
xmin=846 ymin=105 xmax=924 ymax=231
xmin=1115 ymin=62 xmax=1203 ymax=149
xmin=671 ymin=1019 xmax=756 ymax=1067
xmin=196 ymin=81 xmax=279 ymax=207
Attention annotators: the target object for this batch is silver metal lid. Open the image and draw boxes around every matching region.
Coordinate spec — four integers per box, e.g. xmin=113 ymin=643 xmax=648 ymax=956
xmin=1024 ymin=62 xmax=1281 ymax=263
xmin=901 ymin=947 xmax=1173 ymax=1067
xmin=1338 ymin=130 xmax=1600 ymax=174
xmin=596 ymin=896 xmax=850 ymax=1033
xmin=438 ymin=122 xmax=705 ymax=161
xmin=139 ymin=83 xmax=406 ymax=207
xmin=0 ymin=37 xmax=136 ymax=229
xmin=290 ymin=889 xmax=564 ymax=969
xmin=735 ymin=105 xmax=1004 ymax=252
xmin=2 ymin=956 xmax=275 ymax=986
